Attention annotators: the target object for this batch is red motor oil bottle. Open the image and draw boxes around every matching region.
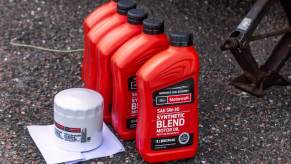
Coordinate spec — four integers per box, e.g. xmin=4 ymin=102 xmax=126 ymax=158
xmin=82 ymin=0 xmax=118 ymax=81
xmin=95 ymin=9 xmax=148 ymax=124
xmin=110 ymin=18 xmax=169 ymax=140
xmin=136 ymin=32 xmax=199 ymax=163
xmin=84 ymin=0 xmax=136 ymax=90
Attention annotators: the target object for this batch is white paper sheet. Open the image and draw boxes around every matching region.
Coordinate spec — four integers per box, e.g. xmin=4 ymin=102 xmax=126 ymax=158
xmin=27 ymin=123 xmax=125 ymax=164
xmin=82 ymin=124 xmax=125 ymax=160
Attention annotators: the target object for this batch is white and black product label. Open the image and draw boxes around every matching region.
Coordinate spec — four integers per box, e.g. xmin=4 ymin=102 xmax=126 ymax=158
xmin=151 ymin=133 xmax=194 ymax=150
xmin=151 ymin=78 xmax=194 ymax=150
xmin=127 ymin=118 xmax=137 ymax=129
xmin=237 ymin=17 xmax=252 ymax=31
xmin=127 ymin=76 xmax=138 ymax=129
xmin=128 ymin=76 xmax=137 ymax=91
xmin=153 ymin=78 xmax=194 ymax=107
xmin=54 ymin=121 xmax=91 ymax=143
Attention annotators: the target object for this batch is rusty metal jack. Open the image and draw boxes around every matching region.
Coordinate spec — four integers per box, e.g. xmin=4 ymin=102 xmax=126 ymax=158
xmin=221 ymin=0 xmax=291 ymax=97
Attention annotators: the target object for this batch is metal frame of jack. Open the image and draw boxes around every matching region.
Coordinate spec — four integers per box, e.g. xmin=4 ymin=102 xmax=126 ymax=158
xmin=221 ymin=0 xmax=291 ymax=97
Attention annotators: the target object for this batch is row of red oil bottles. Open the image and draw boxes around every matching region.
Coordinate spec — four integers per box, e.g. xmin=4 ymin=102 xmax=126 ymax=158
xmin=82 ymin=0 xmax=200 ymax=162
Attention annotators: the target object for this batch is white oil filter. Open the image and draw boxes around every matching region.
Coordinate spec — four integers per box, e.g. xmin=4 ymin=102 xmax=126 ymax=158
xmin=53 ymin=88 xmax=103 ymax=152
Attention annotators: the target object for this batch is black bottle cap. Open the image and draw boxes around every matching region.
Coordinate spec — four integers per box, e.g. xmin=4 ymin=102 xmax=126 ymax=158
xmin=128 ymin=9 xmax=148 ymax=25
xmin=117 ymin=0 xmax=136 ymax=15
xmin=143 ymin=18 xmax=164 ymax=35
xmin=169 ymin=32 xmax=193 ymax=47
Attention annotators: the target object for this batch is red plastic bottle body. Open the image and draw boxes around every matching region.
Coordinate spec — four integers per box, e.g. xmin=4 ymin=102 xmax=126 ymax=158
xmin=95 ymin=23 xmax=144 ymax=123
xmin=82 ymin=1 xmax=117 ymax=81
xmin=111 ymin=34 xmax=169 ymax=140
xmin=136 ymin=46 xmax=200 ymax=163
xmin=85 ymin=13 xmax=127 ymax=90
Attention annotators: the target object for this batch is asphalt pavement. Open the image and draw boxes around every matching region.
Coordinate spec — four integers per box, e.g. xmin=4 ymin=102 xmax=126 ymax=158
xmin=0 ymin=0 xmax=290 ymax=163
